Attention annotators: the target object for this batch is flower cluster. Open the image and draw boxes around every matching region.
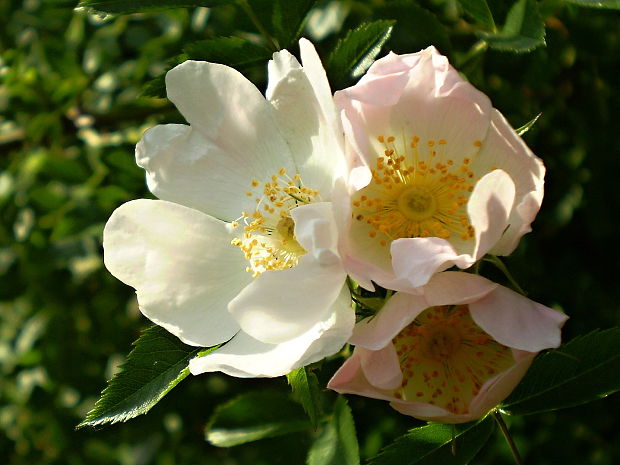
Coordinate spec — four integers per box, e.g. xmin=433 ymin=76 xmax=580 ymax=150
xmin=103 ymin=40 xmax=567 ymax=422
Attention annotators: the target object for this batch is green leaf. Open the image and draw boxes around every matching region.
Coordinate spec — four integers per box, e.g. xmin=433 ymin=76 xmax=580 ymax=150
xmin=307 ymin=397 xmax=360 ymax=465
xmin=205 ymin=391 xmax=311 ymax=447
xmin=287 ymin=366 xmax=323 ymax=428
xmin=327 ymin=20 xmax=395 ymax=90
xmin=457 ymin=0 xmax=496 ymax=30
xmin=142 ymin=37 xmax=272 ymax=98
xmin=480 ymin=0 xmax=545 ymax=53
xmin=516 ymin=112 xmax=542 ymax=136
xmin=564 ymin=0 xmax=620 ymax=9
xmin=369 ymin=417 xmax=495 ymax=465
xmin=375 ymin=1 xmax=451 ymax=55
xmin=78 ymin=325 xmax=207 ymax=427
xmin=78 ymin=0 xmax=228 ymax=13
xmin=248 ymin=0 xmax=318 ymax=49
xmin=184 ymin=37 xmax=273 ymax=66
xmin=502 ymin=328 xmax=620 ymax=416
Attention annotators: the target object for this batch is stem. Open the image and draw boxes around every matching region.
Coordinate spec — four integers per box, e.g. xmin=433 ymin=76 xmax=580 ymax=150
xmin=484 ymin=255 xmax=527 ymax=296
xmin=451 ymin=424 xmax=457 ymax=456
xmin=493 ymin=410 xmax=524 ymax=465
xmin=237 ymin=0 xmax=280 ymax=51
xmin=457 ymin=40 xmax=488 ymax=68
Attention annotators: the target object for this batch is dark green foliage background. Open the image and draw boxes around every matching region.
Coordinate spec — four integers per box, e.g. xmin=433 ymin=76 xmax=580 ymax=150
xmin=1 ymin=0 xmax=619 ymax=463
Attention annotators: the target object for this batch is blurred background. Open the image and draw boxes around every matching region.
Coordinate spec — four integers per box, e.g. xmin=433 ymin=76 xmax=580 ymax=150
xmin=1 ymin=0 xmax=619 ymax=463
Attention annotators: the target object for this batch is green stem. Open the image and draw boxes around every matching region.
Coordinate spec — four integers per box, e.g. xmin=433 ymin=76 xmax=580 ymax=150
xmin=484 ymin=255 xmax=527 ymax=296
xmin=493 ymin=410 xmax=524 ymax=465
xmin=457 ymin=40 xmax=488 ymax=68
xmin=451 ymin=424 xmax=457 ymax=456
xmin=237 ymin=0 xmax=280 ymax=51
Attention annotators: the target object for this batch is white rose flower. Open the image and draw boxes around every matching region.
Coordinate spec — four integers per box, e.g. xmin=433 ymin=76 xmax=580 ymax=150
xmin=103 ymin=39 xmax=353 ymax=377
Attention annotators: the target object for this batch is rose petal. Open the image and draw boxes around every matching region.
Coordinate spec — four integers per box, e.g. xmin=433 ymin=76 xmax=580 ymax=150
xmin=360 ymin=344 xmax=403 ymax=390
xmin=467 ymin=169 xmax=516 ymax=260
xmin=266 ymin=48 xmax=344 ymax=196
xmin=478 ymin=110 xmax=545 ymax=256
xmin=328 ymin=349 xmax=402 ymax=402
xmin=103 ymin=199 xmax=246 ymax=346
xmin=136 ymin=124 xmax=259 ymax=221
xmin=467 ymin=350 xmax=536 ymax=419
xmin=350 ymin=291 xmax=428 ymax=349
xmin=191 ymin=286 xmax=353 ymax=377
xmin=469 ymin=286 xmax=569 ymax=352
xmin=228 ymin=258 xmax=346 ymax=344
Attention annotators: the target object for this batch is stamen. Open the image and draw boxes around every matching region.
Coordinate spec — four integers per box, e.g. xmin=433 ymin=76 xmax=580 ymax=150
xmin=391 ymin=305 xmax=514 ymax=414
xmin=231 ymin=170 xmax=320 ymax=276
xmin=352 ymin=134 xmax=478 ymax=246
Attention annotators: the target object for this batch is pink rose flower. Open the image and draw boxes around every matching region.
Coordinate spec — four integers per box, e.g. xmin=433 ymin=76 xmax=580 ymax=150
xmin=334 ymin=47 xmax=545 ymax=291
xmin=328 ymin=272 xmax=568 ymax=423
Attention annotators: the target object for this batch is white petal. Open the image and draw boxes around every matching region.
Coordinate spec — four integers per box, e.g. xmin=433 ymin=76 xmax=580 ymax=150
xmin=164 ymin=60 xmax=296 ymax=197
xmin=103 ymin=199 xmax=248 ymax=346
xmin=190 ymin=286 xmax=354 ymax=377
xmin=228 ymin=201 xmax=346 ymax=343
xmin=136 ymin=124 xmax=259 ymax=221
xmin=291 ymin=202 xmax=339 ymax=264
xmin=228 ymin=258 xmax=346 ymax=344
xmin=469 ymin=286 xmax=568 ymax=352
xmin=266 ymin=44 xmax=345 ymax=196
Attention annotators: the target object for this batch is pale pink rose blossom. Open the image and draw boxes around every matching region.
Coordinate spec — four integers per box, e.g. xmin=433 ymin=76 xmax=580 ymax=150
xmin=334 ymin=47 xmax=545 ymax=291
xmin=328 ymin=272 xmax=568 ymax=423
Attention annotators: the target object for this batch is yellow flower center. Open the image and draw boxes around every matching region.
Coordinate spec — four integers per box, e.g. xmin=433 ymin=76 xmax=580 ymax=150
xmin=391 ymin=305 xmax=514 ymax=415
xmin=352 ymin=135 xmax=484 ymax=247
xmin=231 ymin=169 xmax=318 ymax=277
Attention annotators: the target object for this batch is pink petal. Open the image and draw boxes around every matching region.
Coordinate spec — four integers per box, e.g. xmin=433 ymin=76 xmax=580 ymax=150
xmin=350 ymin=291 xmax=428 ymax=350
xmin=469 ymin=286 xmax=569 ymax=352
xmin=360 ymin=345 xmax=403 ymax=390
xmin=327 ymin=349 xmax=400 ymax=403
xmin=421 ymin=272 xmax=498 ymax=306
xmin=467 ymin=169 xmax=516 ymax=261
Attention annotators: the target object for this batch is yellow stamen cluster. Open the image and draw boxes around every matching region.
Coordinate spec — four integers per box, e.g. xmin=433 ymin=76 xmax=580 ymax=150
xmin=231 ymin=169 xmax=319 ymax=277
xmin=352 ymin=135 xmax=481 ymax=247
xmin=391 ymin=305 xmax=514 ymax=415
